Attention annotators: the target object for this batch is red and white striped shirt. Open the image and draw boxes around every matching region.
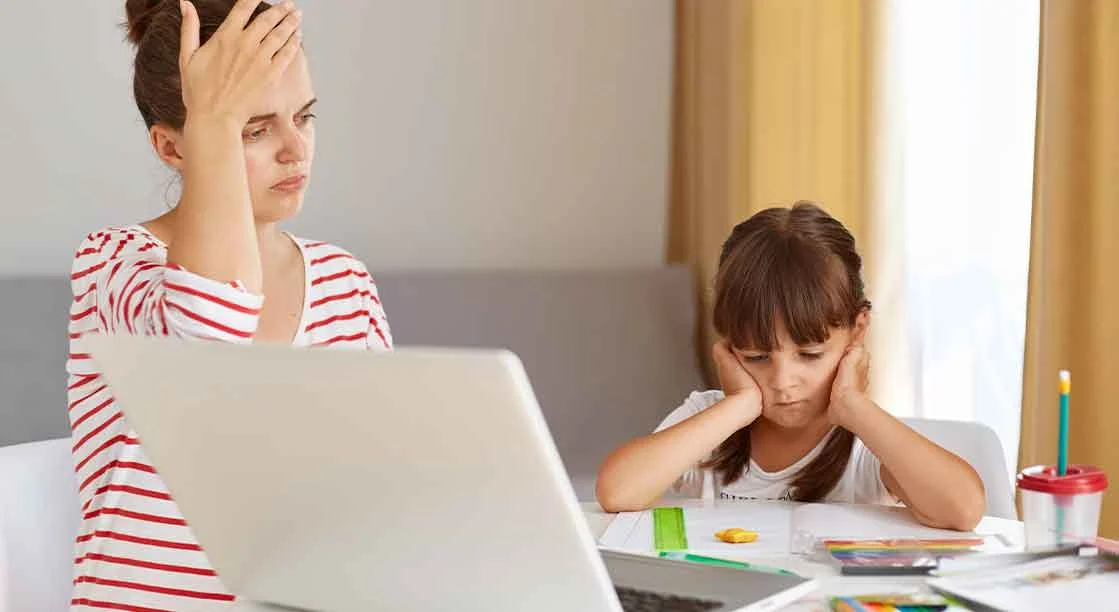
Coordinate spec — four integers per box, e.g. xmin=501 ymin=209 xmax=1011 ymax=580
xmin=66 ymin=225 xmax=392 ymax=611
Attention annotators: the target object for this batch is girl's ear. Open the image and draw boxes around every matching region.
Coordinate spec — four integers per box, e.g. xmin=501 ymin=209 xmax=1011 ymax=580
xmin=852 ymin=310 xmax=871 ymax=346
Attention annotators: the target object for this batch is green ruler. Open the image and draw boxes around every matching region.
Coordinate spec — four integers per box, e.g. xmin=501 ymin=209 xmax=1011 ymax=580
xmin=652 ymin=507 xmax=688 ymax=551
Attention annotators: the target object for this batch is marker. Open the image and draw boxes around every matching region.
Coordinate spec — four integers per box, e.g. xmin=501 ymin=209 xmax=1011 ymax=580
xmin=657 ymin=551 xmax=799 ymax=577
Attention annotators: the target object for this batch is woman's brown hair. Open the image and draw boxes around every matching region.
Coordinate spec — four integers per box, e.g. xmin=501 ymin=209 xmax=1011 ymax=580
xmin=124 ymin=0 xmax=271 ymax=129
xmin=701 ymin=201 xmax=871 ymax=501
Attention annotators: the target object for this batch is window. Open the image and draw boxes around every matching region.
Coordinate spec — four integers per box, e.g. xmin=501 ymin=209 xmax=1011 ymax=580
xmin=882 ymin=0 xmax=1039 ymax=480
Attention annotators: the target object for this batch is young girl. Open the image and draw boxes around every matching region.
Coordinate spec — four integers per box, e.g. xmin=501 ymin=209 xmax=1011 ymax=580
xmin=595 ymin=202 xmax=985 ymax=531
xmin=68 ymin=1 xmax=390 ymax=609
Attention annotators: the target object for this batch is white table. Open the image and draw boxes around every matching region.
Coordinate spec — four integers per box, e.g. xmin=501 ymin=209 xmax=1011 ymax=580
xmin=583 ymin=502 xmax=1025 ymax=611
xmin=197 ymin=503 xmax=1024 ymax=611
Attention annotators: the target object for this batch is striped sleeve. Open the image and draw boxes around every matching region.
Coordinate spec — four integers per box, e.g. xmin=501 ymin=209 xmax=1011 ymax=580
xmin=303 ymin=240 xmax=392 ymax=351
xmin=363 ymin=266 xmax=393 ymax=351
xmin=70 ymin=228 xmax=264 ymax=345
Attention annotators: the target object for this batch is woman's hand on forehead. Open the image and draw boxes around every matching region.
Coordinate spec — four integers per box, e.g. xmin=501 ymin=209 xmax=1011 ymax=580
xmin=178 ymin=0 xmax=305 ymax=127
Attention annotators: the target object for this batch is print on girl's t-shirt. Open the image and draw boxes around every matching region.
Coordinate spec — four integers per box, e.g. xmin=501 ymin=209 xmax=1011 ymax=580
xmin=720 ymin=490 xmax=795 ymax=502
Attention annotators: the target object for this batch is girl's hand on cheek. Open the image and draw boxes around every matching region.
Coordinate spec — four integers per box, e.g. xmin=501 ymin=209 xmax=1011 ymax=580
xmin=828 ymin=344 xmax=870 ymax=426
xmin=713 ymin=340 xmax=764 ymax=427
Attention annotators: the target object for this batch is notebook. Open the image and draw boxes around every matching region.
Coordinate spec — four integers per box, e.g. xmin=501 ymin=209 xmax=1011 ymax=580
xmin=599 ymin=501 xmax=988 ymax=558
xmin=927 ymin=554 xmax=1119 ymax=611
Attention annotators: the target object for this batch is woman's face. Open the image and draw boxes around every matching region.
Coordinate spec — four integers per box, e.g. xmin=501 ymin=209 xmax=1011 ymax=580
xmin=732 ymin=315 xmax=867 ymax=429
xmin=238 ymin=50 xmax=316 ymax=224
xmin=155 ymin=50 xmax=316 ymax=224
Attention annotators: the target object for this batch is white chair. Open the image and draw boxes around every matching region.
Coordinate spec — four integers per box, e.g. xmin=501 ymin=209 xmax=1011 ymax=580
xmin=902 ymin=418 xmax=1016 ymax=520
xmin=0 ymin=438 xmax=79 ymax=612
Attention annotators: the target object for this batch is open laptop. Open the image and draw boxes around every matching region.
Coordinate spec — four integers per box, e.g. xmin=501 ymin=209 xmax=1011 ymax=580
xmin=86 ymin=335 xmax=816 ymax=612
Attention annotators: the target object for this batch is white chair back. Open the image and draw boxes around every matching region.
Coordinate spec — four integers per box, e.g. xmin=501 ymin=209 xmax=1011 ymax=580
xmin=902 ymin=418 xmax=1016 ymax=520
xmin=0 ymin=438 xmax=79 ymax=612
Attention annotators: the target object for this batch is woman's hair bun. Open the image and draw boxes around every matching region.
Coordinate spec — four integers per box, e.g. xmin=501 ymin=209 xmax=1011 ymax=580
xmin=124 ymin=0 xmax=171 ymax=45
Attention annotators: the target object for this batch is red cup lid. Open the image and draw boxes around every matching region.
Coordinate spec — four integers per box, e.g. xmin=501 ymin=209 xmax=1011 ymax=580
xmin=1017 ymin=464 xmax=1109 ymax=495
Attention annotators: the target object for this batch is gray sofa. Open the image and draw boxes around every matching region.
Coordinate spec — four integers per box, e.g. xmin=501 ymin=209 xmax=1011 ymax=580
xmin=0 ymin=267 xmax=707 ymax=500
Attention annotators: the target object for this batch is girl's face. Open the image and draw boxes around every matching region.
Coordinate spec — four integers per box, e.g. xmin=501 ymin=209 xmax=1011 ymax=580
xmin=733 ymin=314 xmax=867 ymax=429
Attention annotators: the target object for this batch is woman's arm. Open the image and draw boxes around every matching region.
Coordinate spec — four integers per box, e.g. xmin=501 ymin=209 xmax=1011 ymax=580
xmin=830 ymin=347 xmax=986 ymax=530
xmin=171 ymin=118 xmax=261 ymax=290
xmin=70 ymin=228 xmax=263 ymax=343
xmin=595 ymin=342 xmax=762 ymax=512
xmin=168 ymin=0 xmax=304 ymax=292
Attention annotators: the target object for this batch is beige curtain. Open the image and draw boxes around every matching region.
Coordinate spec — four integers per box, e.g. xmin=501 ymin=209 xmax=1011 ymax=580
xmin=668 ymin=0 xmax=882 ymax=381
xmin=1020 ymin=0 xmax=1119 ymax=537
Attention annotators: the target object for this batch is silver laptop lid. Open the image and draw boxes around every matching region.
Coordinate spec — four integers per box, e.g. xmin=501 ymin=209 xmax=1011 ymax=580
xmin=87 ymin=335 xmax=621 ymax=612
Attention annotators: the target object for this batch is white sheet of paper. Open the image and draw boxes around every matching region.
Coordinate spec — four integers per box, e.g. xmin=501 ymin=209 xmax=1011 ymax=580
xmin=681 ymin=502 xmax=796 ymax=556
xmin=598 ymin=501 xmax=796 ymax=557
xmin=598 ymin=500 xmax=983 ymax=559
xmin=790 ymin=503 xmax=977 ymax=541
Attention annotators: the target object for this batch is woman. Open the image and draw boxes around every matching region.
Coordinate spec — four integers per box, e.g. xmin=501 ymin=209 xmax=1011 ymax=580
xmin=67 ymin=0 xmax=390 ymax=608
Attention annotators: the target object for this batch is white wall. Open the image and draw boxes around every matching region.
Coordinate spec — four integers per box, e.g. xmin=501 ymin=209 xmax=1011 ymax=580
xmin=0 ymin=0 xmax=673 ymax=274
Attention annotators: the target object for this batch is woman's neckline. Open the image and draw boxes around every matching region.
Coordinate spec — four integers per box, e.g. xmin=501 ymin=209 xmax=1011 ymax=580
xmin=129 ymin=223 xmax=313 ymax=347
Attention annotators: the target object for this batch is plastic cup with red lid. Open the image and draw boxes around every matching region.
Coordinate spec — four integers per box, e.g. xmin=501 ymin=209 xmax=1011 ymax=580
xmin=1017 ymin=464 xmax=1108 ymax=550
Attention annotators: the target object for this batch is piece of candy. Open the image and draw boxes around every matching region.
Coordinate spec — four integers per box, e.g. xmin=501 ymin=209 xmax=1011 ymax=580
xmin=715 ymin=528 xmax=758 ymax=544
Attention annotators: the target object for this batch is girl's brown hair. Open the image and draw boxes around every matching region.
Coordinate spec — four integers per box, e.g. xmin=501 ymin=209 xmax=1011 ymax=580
xmin=124 ymin=0 xmax=271 ymax=129
xmin=701 ymin=201 xmax=871 ymax=501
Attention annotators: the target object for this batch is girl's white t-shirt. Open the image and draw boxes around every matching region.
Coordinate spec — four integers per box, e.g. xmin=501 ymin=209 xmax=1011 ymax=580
xmin=656 ymin=390 xmax=896 ymax=504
